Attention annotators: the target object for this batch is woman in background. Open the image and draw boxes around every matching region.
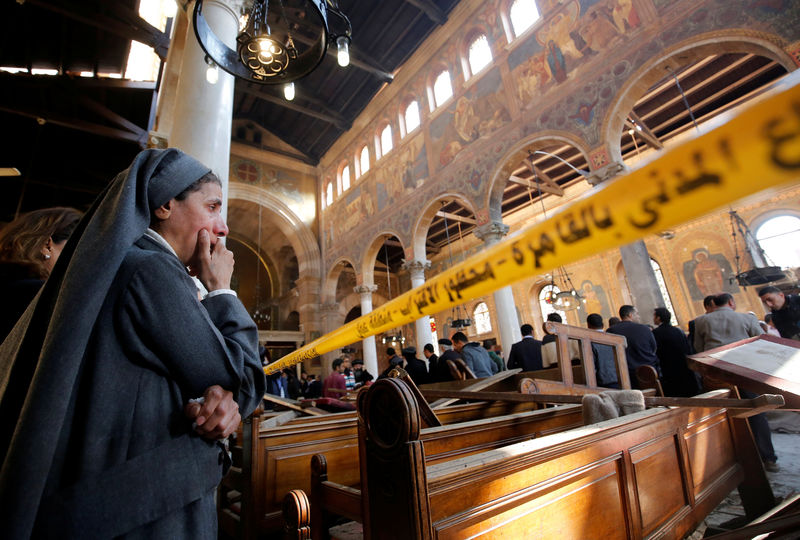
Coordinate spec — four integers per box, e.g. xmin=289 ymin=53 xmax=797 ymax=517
xmin=0 ymin=207 xmax=81 ymax=341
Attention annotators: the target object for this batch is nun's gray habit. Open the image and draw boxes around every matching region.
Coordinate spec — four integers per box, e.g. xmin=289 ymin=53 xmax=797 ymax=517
xmin=0 ymin=149 xmax=266 ymax=538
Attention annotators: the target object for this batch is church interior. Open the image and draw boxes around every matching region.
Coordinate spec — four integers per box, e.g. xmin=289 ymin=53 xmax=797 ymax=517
xmin=2 ymin=0 xmax=800 ymax=537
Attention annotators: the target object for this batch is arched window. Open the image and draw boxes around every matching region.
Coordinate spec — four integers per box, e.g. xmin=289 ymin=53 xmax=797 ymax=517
xmin=509 ymin=0 xmax=540 ymax=39
xmin=473 ymin=302 xmax=492 ymax=334
xmin=376 ymin=124 xmax=393 ymax=159
xmin=650 ymin=258 xmax=678 ymax=325
xmin=358 ymin=145 xmax=370 ymax=177
xmin=432 ymin=69 xmax=453 ymax=110
xmin=539 ymin=284 xmax=566 ymax=322
xmin=325 ymin=182 xmax=333 ymax=207
xmin=756 ymin=215 xmax=800 ymax=269
xmin=403 ymin=100 xmax=420 ymax=136
xmin=341 ymin=164 xmax=350 ymax=191
xmin=466 ymin=34 xmax=492 ymax=78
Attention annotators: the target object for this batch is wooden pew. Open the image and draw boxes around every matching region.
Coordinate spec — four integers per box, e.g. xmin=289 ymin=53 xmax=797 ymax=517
xmin=357 ymin=378 xmax=774 ymax=539
xmin=308 ymin=402 xmax=586 ymax=538
xmin=543 ymin=321 xmax=630 ymax=388
xmin=238 ymin=391 xmax=548 ymax=537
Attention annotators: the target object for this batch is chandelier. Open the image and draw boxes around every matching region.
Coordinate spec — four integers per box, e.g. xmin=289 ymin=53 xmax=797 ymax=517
xmin=193 ymin=0 xmax=352 ymax=86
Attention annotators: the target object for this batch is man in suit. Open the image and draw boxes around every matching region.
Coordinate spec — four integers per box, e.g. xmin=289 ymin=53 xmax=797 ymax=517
xmin=693 ymin=293 xmax=776 ymax=471
xmin=758 ymin=285 xmax=800 ymax=340
xmin=401 ymin=346 xmax=428 ymax=385
xmin=693 ymin=293 xmax=762 ymax=353
xmin=586 ymin=314 xmax=619 ymax=388
xmin=652 ymin=307 xmax=700 ymax=397
xmin=607 ymin=305 xmax=660 ymax=388
xmin=507 ymin=324 xmax=544 ymax=371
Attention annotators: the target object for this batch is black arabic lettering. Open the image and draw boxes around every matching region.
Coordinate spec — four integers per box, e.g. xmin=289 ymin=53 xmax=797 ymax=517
xmin=764 ymin=102 xmax=800 ymax=169
xmin=675 ymin=152 xmax=722 ymax=195
xmin=556 ymin=211 xmax=590 ymax=244
xmin=586 ymin=204 xmax=613 ymax=229
xmin=628 ymin=182 xmax=669 ymax=229
xmin=528 ymin=234 xmax=556 ymax=268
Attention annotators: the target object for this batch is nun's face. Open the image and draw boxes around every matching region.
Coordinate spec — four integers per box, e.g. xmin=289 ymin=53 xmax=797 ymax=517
xmin=157 ymin=182 xmax=229 ymax=266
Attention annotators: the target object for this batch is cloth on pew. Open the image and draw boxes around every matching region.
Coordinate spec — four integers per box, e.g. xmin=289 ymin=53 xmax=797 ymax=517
xmin=582 ymin=390 xmax=645 ymax=425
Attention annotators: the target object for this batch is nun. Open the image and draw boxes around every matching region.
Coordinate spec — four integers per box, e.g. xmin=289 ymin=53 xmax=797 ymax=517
xmin=0 ymin=149 xmax=266 ymax=538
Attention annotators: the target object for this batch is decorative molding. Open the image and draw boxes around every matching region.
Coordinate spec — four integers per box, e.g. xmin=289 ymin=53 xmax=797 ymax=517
xmin=474 ymin=221 xmax=509 ymax=244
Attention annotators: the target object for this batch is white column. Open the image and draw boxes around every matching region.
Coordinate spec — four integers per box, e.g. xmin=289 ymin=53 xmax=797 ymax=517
xmin=402 ymin=260 xmax=433 ymax=357
xmin=475 ymin=222 xmax=522 ymax=351
xmin=170 ymin=0 xmax=243 ymax=218
xmin=354 ymin=284 xmax=379 ymax=378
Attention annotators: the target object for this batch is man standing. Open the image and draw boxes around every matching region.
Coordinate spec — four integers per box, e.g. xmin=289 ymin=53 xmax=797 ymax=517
xmin=401 ymin=346 xmax=428 ymax=385
xmin=652 ymin=307 xmax=700 ymax=397
xmin=694 ymin=293 xmax=776 ymax=471
xmin=541 ymin=313 xmax=563 ymax=344
xmin=693 ymin=293 xmax=762 ymax=353
xmin=507 ymin=324 xmax=544 ymax=371
xmin=323 ymin=358 xmax=347 ymax=398
xmin=0 ymin=149 xmax=266 ymax=538
xmin=758 ymin=286 xmax=800 ymax=340
xmin=452 ymin=331 xmax=497 ymax=378
xmin=423 ymin=343 xmax=438 ymax=377
xmin=687 ymin=295 xmax=717 ymax=353
xmin=586 ymin=314 xmax=620 ymax=388
xmin=484 ymin=340 xmax=506 ymax=372
xmin=607 ymin=305 xmax=660 ymax=388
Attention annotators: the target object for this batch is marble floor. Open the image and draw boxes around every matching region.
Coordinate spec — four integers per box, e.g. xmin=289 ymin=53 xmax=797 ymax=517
xmin=702 ymin=411 xmax=800 ymax=534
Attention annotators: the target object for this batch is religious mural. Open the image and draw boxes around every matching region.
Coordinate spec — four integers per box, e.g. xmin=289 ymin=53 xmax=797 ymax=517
xmin=682 ymin=247 xmax=740 ymax=300
xmin=428 ymin=66 xmax=511 ymax=172
xmin=576 ymin=279 xmax=612 ymax=320
xmin=510 ymin=0 xmax=641 ymax=110
xmin=231 ymin=158 xmax=316 ymax=227
xmin=374 ymin=133 xmax=428 ymax=212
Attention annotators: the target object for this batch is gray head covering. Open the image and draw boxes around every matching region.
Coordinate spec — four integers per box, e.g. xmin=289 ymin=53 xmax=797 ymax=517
xmin=0 ymin=148 xmax=211 ymax=537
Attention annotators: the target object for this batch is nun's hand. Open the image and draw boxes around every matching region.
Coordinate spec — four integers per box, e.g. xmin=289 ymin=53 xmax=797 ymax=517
xmin=190 ymin=229 xmax=234 ymax=291
xmin=185 ymin=385 xmax=241 ymax=440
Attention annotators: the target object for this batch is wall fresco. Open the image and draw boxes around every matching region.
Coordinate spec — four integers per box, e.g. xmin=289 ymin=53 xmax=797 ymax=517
xmin=428 ymin=67 xmax=511 ymax=172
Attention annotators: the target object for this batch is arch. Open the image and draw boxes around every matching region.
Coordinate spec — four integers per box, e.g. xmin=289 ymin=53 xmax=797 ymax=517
xmin=360 ymin=232 xmax=407 ymax=288
xmin=321 ymin=256 xmax=358 ymax=305
xmin=460 ymin=27 xmax=493 ymax=81
xmin=601 ymin=31 xmax=797 ymax=164
xmin=228 ymin=183 xmax=321 ymax=284
xmin=400 ymin=97 xmax=421 ymax=138
xmin=485 ymin=131 xmax=592 ymax=222
xmin=428 ymin=65 xmax=454 ymax=111
xmin=752 ymin=211 xmax=800 ymax=270
xmin=412 ymin=192 xmax=478 ymax=261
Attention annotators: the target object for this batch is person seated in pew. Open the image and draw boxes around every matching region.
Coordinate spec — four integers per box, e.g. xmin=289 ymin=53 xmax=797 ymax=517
xmin=431 ymin=338 xmax=460 ymax=382
xmin=323 ymin=358 xmax=348 ymax=398
xmin=0 ymin=148 xmax=266 ymax=538
xmin=452 ymin=331 xmax=497 ymax=378
xmin=586 ymin=313 xmax=620 ymax=388
xmin=352 ymin=358 xmax=374 ymax=387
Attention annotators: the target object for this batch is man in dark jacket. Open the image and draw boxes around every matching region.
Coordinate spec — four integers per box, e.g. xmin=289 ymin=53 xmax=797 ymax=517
xmin=401 ymin=346 xmax=428 ymax=385
xmin=652 ymin=307 xmax=700 ymax=397
xmin=758 ymin=286 xmax=800 ymax=340
xmin=507 ymin=324 xmax=544 ymax=371
xmin=433 ymin=338 xmax=460 ymax=382
xmin=607 ymin=304 xmax=661 ymax=388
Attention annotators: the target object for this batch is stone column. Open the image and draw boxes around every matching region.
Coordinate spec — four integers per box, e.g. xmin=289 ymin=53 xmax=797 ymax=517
xmin=619 ymin=241 xmax=665 ymax=321
xmin=475 ymin=222 xmax=521 ymax=351
xmin=170 ymin=0 xmax=243 ymax=218
xmin=319 ymin=302 xmax=342 ymax=378
xmin=590 ymin=160 xmax=666 ymax=320
xmin=354 ymin=284 xmax=379 ymax=378
xmin=402 ymin=260 xmax=433 ymax=358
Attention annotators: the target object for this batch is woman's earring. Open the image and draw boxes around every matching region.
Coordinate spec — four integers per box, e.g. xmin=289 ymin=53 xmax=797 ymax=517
xmin=44 ymin=253 xmax=51 ymax=260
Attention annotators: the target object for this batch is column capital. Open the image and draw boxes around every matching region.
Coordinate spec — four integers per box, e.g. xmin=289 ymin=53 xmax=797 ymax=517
xmin=354 ymin=284 xmax=378 ymax=295
xmin=474 ymin=221 xmax=509 ymax=245
xmin=401 ymin=259 xmax=431 ymax=280
xmin=586 ymin=161 xmax=626 ymax=186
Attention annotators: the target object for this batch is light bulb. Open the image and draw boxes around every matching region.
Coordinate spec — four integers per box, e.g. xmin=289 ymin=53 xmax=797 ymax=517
xmin=337 ymin=36 xmax=350 ymax=67
xmin=206 ymin=64 xmax=218 ymax=84
xmin=284 ymin=82 xmax=295 ymax=101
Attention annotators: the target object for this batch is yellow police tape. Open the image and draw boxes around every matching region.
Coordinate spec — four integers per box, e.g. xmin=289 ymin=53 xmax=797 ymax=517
xmin=264 ymin=70 xmax=800 ymax=375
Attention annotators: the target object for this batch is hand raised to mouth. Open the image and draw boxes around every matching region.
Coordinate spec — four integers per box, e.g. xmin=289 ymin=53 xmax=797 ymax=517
xmin=188 ymin=229 xmax=234 ymax=292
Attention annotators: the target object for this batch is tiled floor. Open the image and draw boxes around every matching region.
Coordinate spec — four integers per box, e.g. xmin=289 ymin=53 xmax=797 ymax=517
xmin=703 ymin=411 xmax=800 ymax=533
